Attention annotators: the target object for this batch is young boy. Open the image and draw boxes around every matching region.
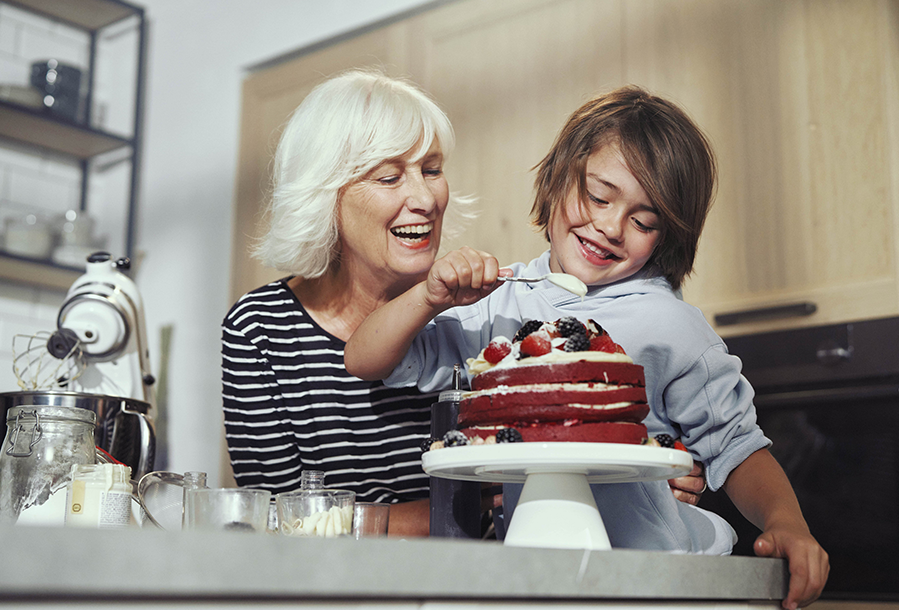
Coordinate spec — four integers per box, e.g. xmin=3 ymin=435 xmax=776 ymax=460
xmin=345 ymin=86 xmax=828 ymax=610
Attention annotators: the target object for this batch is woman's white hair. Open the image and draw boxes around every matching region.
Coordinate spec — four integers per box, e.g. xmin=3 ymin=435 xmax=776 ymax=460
xmin=253 ymin=68 xmax=469 ymax=278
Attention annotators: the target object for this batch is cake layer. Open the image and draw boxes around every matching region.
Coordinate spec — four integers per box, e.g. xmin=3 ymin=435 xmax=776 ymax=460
xmin=471 ymin=360 xmax=645 ymax=391
xmin=459 ymin=388 xmax=649 ymax=425
xmin=461 ymin=421 xmax=648 ymax=444
xmin=459 ymin=400 xmax=648 ymax=426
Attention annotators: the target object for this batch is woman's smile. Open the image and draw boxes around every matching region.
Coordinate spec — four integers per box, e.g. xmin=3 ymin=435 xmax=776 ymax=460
xmin=391 ymin=222 xmax=434 ymax=249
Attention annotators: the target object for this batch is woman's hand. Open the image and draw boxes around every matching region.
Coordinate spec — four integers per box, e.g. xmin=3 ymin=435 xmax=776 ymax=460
xmin=423 ymin=247 xmax=502 ymax=309
xmin=668 ymin=460 xmax=706 ymax=506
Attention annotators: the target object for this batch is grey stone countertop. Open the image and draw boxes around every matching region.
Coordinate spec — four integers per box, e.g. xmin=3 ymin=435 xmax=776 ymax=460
xmin=0 ymin=525 xmax=786 ymax=604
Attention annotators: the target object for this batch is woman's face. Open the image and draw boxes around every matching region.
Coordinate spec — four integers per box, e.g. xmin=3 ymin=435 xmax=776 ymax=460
xmin=338 ymin=139 xmax=449 ymax=284
xmin=548 ymin=142 xmax=662 ymax=286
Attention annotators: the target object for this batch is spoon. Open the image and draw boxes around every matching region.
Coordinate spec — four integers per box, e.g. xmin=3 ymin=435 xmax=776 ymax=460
xmin=498 ymin=272 xmax=588 ymax=298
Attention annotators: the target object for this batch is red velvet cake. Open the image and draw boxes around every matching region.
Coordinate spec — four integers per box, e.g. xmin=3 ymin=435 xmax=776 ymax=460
xmin=458 ymin=318 xmax=649 ymax=444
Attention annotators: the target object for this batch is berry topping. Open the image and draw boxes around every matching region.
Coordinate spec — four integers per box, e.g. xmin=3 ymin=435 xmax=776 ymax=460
xmin=585 ymin=319 xmax=605 ymax=337
xmin=556 ymin=316 xmax=587 ymax=338
xmin=673 ymin=440 xmax=688 ymax=452
xmin=513 ymin=320 xmax=544 ymax=342
xmin=443 ymin=430 xmax=470 ymax=447
xmin=654 ymin=434 xmax=675 ymax=448
xmin=420 ymin=436 xmax=441 ymax=453
xmin=495 ymin=427 xmax=523 ymax=443
xmin=589 ymin=334 xmax=619 ymax=353
xmin=483 ymin=337 xmax=512 ymax=363
xmin=563 ymin=333 xmax=591 ymax=352
xmin=519 ymin=331 xmax=552 ymax=357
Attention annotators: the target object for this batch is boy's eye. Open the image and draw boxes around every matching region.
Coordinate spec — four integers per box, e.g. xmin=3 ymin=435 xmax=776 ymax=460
xmin=633 ymin=218 xmax=658 ymax=233
xmin=587 ymin=193 xmax=607 ymax=205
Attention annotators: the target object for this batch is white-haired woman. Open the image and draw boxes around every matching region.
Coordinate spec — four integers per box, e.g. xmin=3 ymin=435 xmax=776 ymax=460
xmin=222 ymin=69 xmax=463 ymax=536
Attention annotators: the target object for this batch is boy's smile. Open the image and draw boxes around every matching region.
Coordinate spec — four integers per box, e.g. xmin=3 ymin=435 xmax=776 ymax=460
xmin=548 ymin=142 xmax=661 ymax=287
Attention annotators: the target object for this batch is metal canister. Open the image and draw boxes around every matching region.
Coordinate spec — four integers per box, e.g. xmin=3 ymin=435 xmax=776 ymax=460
xmin=429 ymin=365 xmax=480 ymax=538
xmin=0 ymin=405 xmax=96 ymax=525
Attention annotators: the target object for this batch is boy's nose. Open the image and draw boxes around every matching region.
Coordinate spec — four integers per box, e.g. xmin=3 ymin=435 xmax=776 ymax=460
xmin=593 ymin=210 xmax=625 ymax=241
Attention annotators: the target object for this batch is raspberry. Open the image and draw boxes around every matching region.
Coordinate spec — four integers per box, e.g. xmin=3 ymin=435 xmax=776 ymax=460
xmin=443 ymin=430 xmax=470 ymax=447
xmin=564 ymin=333 xmax=590 ymax=352
xmin=495 ymin=428 xmax=523 ymax=443
xmin=590 ymin=334 xmax=618 ymax=352
xmin=654 ymin=434 xmax=675 ymax=448
xmin=483 ymin=338 xmax=512 ymax=363
xmin=519 ymin=331 xmax=552 ymax=357
xmin=513 ymin=320 xmax=544 ymax=342
xmin=556 ymin=316 xmax=586 ymax=338
xmin=420 ymin=436 xmax=441 ymax=453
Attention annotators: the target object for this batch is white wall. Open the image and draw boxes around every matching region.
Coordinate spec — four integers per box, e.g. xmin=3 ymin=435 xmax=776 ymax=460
xmin=0 ymin=0 xmax=435 ymax=486
xmin=138 ymin=0 xmax=436 ymax=484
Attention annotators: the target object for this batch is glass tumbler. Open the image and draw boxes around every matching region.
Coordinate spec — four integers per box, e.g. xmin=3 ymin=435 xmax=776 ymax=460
xmin=183 ymin=488 xmax=272 ymax=534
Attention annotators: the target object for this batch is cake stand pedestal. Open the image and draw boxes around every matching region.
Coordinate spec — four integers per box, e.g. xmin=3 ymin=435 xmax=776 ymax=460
xmin=422 ymin=442 xmax=692 ymax=551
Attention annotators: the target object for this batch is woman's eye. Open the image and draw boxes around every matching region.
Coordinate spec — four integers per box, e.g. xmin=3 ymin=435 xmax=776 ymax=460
xmin=423 ymin=167 xmax=443 ymax=177
xmin=377 ymin=175 xmax=400 ymax=185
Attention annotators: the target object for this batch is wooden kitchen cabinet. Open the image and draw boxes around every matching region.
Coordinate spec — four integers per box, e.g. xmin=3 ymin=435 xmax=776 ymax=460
xmin=233 ymin=0 xmax=899 ymax=336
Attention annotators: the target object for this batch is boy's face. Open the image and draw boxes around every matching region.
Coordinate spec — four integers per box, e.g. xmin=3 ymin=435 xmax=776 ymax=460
xmin=548 ymin=143 xmax=661 ymax=287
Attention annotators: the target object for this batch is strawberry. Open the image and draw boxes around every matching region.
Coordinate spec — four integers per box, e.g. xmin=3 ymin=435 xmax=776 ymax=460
xmin=589 ymin=334 xmax=618 ymax=353
xmin=673 ymin=440 xmax=687 ymax=452
xmin=519 ymin=332 xmax=552 ymax=357
xmin=483 ymin=338 xmax=512 ymax=363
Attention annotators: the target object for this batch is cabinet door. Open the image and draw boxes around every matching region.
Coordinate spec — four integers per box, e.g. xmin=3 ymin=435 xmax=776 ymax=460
xmin=623 ymin=0 xmax=899 ymax=336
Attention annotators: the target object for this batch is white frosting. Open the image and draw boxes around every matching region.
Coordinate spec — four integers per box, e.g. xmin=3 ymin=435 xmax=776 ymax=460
xmin=463 ymin=382 xmax=629 ymax=398
xmin=468 ymin=347 xmax=632 ymax=375
xmin=544 ymin=273 xmax=588 ymax=298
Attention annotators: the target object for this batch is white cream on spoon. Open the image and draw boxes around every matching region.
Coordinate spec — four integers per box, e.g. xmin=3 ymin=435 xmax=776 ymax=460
xmin=498 ymin=273 xmax=588 ymax=299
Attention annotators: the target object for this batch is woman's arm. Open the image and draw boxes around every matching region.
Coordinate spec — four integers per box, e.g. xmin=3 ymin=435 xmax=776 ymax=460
xmin=346 ymin=247 xmax=501 ymax=380
xmin=386 ymin=499 xmax=430 ymax=537
xmin=724 ymin=448 xmax=829 ymax=610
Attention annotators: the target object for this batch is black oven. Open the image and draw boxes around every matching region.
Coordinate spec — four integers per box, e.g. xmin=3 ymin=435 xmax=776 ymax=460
xmin=698 ymin=316 xmax=899 ymax=602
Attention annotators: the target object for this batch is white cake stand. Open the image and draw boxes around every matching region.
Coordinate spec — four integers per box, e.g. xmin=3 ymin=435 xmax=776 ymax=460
xmin=422 ymin=442 xmax=692 ymax=551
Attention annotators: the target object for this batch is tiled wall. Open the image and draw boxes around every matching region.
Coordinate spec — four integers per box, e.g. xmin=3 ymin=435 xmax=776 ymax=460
xmin=0 ymin=3 xmax=99 ymax=394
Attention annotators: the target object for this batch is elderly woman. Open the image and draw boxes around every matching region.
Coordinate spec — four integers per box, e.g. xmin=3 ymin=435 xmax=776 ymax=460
xmin=222 ymin=70 xmax=704 ymax=539
xmin=221 ymin=70 xmax=459 ymax=537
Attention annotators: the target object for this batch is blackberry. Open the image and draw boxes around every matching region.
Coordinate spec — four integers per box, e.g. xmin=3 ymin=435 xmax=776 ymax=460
xmin=443 ymin=430 xmax=470 ymax=447
xmin=513 ymin=320 xmax=544 ymax=342
xmin=495 ymin=427 xmax=523 ymax=443
xmin=563 ymin=334 xmax=591 ymax=352
xmin=556 ymin=316 xmax=586 ymax=338
xmin=654 ymin=433 xmax=675 ymax=448
xmin=420 ymin=436 xmax=441 ymax=453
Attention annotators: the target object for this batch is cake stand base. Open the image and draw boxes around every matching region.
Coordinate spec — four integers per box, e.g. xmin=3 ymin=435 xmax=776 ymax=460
xmin=504 ymin=471 xmax=610 ymax=550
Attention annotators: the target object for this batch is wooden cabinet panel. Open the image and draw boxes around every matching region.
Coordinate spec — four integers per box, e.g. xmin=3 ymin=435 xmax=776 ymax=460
xmin=232 ymin=0 xmax=899 ymax=334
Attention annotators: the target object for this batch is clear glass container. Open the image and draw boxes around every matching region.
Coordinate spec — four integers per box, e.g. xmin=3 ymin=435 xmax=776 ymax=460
xmin=0 ymin=405 xmax=96 ymax=524
xmin=276 ymin=470 xmax=354 ymax=537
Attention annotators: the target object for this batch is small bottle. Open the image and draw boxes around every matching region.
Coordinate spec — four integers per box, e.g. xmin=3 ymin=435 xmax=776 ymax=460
xmin=300 ymin=470 xmax=324 ymax=490
xmin=181 ymin=471 xmax=207 ymax=530
xmin=65 ymin=463 xmax=133 ymax=528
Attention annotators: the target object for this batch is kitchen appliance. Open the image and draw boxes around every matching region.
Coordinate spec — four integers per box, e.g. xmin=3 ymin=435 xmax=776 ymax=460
xmin=3 ymin=252 xmax=156 ymax=478
xmin=698 ymin=316 xmax=899 ymax=602
xmin=428 ymin=364 xmax=480 ymax=538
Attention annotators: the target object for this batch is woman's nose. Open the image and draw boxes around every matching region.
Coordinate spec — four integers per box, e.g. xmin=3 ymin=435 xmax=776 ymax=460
xmin=405 ymin=172 xmax=438 ymax=213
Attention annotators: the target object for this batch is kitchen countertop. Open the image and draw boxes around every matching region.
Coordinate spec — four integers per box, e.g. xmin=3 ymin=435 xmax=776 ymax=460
xmin=0 ymin=524 xmax=786 ymax=607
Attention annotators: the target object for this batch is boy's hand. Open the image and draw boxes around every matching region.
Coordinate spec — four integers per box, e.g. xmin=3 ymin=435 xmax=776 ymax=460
xmin=754 ymin=527 xmax=829 ymax=609
xmin=423 ymin=247 xmax=503 ymax=309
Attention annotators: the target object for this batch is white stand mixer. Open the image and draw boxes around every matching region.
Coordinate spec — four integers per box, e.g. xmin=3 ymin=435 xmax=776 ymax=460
xmin=50 ymin=252 xmax=156 ymax=403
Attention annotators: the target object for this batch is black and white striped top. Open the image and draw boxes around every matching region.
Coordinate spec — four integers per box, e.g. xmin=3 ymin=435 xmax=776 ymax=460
xmin=221 ymin=279 xmax=436 ymax=503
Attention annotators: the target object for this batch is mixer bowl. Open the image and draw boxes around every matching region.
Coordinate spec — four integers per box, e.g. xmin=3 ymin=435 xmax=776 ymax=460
xmin=0 ymin=391 xmax=155 ymax=478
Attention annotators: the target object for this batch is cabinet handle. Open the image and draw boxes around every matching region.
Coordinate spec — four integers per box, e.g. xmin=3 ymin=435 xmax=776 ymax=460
xmin=713 ymin=302 xmax=817 ymax=326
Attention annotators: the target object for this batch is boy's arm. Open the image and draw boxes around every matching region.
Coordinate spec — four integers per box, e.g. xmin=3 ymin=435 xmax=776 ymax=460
xmin=346 ymin=247 xmax=502 ymax=381
xmin=724 ymin=448 xmax=829 ymax=610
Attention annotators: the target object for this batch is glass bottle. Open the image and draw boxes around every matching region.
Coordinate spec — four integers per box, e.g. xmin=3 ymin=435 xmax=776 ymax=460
xmin=181 ymin=470 xmax=207 ymax=530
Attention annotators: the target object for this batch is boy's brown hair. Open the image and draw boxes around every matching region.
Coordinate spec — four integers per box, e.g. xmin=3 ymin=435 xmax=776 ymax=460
xmin=531 ymin=85 xmax=717 ymax=291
